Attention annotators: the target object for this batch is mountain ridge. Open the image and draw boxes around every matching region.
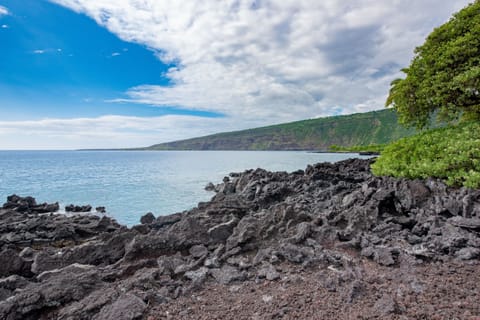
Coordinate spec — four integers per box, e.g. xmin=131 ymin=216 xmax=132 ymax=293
xmin=145 ymin=109 xmax=415 ymax=151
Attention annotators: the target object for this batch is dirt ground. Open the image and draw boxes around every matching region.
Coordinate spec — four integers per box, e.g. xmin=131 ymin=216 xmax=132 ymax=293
xmin=149 ymin=258 xmax=480 ymax=320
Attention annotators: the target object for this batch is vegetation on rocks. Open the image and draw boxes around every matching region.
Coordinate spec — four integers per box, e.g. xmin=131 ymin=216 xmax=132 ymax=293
xmin=372 ymin=122 xmax=480 ymax=188
xmin=375 ymin=2 xmax=480 ymax=189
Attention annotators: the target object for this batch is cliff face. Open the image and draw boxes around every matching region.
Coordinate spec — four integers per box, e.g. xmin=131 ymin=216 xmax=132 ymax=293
xmin=1 ymin=159 xmax=480 ymax=319
xmin=147 ymin=109 xmax=415 ymax=150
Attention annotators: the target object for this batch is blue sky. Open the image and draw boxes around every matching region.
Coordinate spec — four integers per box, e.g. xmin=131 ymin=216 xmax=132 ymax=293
xmin=0 ymin=0 xmax=220 ymax=120
xmin=0 ymin=0 xmax=472 ymax=149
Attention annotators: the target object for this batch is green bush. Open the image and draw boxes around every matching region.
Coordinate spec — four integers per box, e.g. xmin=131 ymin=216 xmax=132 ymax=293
xmin=371 ymin=122 xmax=480 ymax=188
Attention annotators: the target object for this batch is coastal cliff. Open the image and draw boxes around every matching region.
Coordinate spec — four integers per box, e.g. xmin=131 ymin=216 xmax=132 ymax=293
xmin=145 ymin=110 xmax=414 ymax=151
xmin=1 ymin=158 xmax=479 ymax=319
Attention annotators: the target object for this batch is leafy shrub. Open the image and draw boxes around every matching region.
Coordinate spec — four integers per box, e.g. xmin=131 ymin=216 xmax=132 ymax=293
xmin=371 ymin=122 xmax=480 ymax=188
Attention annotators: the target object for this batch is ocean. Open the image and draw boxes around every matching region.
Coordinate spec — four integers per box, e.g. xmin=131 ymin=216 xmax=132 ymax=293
xmin=0 ymin=151 xmax=370 ymax=226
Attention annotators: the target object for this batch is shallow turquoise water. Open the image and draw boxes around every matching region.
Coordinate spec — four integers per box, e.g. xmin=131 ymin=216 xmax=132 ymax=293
xmin=0 ymin=151 xmax=369 ymax=226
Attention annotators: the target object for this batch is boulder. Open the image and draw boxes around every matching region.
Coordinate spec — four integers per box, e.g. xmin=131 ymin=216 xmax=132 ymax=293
xmin=210 ymin=265 xmax=246 ymax=284
xmin=94 ymin=294 xmax=147 ymax=320
xmin=140 ymin=212 xmax=155 ymax=224
xmin=65 ymin=204 xmax=92 ymax=212
xmin=0 ymin=249 xmax=30 ymax=277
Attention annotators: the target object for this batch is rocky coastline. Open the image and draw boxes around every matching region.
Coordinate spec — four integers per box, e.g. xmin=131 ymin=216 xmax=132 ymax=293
xmin=0 ymin=158 xmax=479 ymax=319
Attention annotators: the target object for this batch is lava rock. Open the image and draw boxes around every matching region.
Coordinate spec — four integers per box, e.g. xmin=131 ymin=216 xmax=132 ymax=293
xmin=140 ymin=212 xmax=155 ymax=224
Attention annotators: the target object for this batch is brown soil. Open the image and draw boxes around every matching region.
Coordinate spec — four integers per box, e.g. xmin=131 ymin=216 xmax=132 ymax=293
xmin=149 ymin=257 xmax=480 ymax=320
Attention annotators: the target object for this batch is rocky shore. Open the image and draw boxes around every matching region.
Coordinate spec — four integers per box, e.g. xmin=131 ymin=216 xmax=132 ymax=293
xmin=0 ymin=158 xmax=479 ymax=319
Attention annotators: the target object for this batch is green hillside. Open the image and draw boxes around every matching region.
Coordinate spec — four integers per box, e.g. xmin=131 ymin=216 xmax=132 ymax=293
xmin=146 ymin=109 xmax=416 ymax=151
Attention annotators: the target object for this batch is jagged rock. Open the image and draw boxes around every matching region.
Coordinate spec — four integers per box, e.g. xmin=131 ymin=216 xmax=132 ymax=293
xmin=292 ymin=222 xmax=312 ymax=243
xmin=1 ymin=158 xmax=480 ymax=319
xmin=205 ymin=182 xmax=216 ymax=191
xmin=96 ymin=206 xmax=106 ymax=213
xmin=204 ymin=257 xmax=221 ymax=268
xmin=32 ymin=233 xmax=132 ymax=274
xmin=57 ymin=287 xmax=119 ymax=319
xmin=95 ymin=294 xmax=147 ymax=320
xmin=0 ymin=275 xmax=30 ymax=301
xmin=208 ymin=218 xmax=239 ymax=243
xmin=189 ymin=244 xmax=208 ymax=258
xmin=210 ymin=265 xmax=246 ymax=284
xmin=361 ymin=246 xmax=399 ymax=266
xmin=37 ymin=263 xmax=96 ymax=282
xmin=31 ymin=250 xmax=63 ymax=274
xmin=65 ymin=204 xmax=92 ymax=212
xmin=152 ymin=212 xmax=184 ymax=229
xmin=124 ymin=234 xmax=172 ymax=261
xmin=0 ymin=249 xmax=30 ymax=277
xmin=0 ymin=268 xmax=102 ymax=319
xmin=456 ymin=247 xmax=480 ymax=260
xmin=3 ymin=195 xmax=36 ymax=212
xmin=185 ymin=267 xmax=209 ymax=285
xmin=19 ymin=247 xmax=35 ymax=261
xmin=448 ymin=216 xmax=480 ymax=230
xmin=226 ymin=255 xmax=252 ymax=269
xmin=226 ymin=216 xmax=258 ymax=250
xmin=279 ymin=243 xmax=314 ymax=264
xmin=257 ymin=263 xmax=280 ymax=281
xmin=140 ymin=212 xmax=155 ymax=224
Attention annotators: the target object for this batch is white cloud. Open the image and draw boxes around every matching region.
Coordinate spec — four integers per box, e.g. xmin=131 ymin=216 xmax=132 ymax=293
xmin=1 ymin=24 xmax=8 ymax=29
xmin=50 ymin=0 xmax=471 ymax=125
xmin=0 ymin=0 xmax=464 ymax=149
xmin=0 ymin=115 xmax=251 ymax=150
xmin=111 ymin=52 xmax=121 ymax=57
xmin=32 ymin=48 xmax=64 ymax=54
xmin=0 ymin=5 xmax=9 ymax=16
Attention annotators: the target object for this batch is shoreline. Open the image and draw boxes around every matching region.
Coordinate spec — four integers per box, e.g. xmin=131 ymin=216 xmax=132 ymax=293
xmin=0 ymin=158 xmax=479 ymax=319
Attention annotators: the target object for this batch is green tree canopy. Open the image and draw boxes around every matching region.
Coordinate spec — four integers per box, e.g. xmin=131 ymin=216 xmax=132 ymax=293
xmin=386 ymin=1 xmax=480 ymax=129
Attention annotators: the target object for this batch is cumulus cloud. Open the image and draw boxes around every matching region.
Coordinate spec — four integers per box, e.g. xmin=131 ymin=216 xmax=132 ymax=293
xmin=50 ymin=0 xmax=471 ymax=125
xmin=0 ymin=115 xmax=248 ymax=150
xmin=33 ymin=49 xmax=46 ymax=54
xmin=0 ymin=5 xmax=9 ymax=16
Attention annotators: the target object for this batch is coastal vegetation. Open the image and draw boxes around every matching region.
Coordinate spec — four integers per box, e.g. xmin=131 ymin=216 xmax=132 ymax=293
xmin=372 ymin=122 xmax=480 ymax=188
xmin=329 ymin=143 xmax=386 ymax=154
xmin=374 ymin=1 xmax=480 ymax=188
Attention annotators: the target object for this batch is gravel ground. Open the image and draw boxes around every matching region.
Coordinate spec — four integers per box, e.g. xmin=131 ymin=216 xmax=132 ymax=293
xmin=149 ymin=257 xmax=480 ymax=320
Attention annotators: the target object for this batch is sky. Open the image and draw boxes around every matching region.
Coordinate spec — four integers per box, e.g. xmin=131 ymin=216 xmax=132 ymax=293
xmin=0 ymin=0 xmax=473 ymax=149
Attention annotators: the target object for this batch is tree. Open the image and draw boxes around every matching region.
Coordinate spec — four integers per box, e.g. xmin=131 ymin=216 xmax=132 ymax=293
xmin=386 ymin=1 xmax=480 ymax=129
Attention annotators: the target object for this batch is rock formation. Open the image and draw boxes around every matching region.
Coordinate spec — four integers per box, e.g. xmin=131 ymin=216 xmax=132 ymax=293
xmin=0 ymin=158 xmax=479 ymax=319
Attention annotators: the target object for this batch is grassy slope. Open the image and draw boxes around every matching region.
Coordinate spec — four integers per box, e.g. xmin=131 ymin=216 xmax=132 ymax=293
xmin=147 ymin=109 xmax=415 ymax=151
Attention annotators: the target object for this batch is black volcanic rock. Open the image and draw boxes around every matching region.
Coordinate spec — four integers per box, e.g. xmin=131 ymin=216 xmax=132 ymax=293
xmin=0 ymin=158 xmax=480 ymax=319
xmin=140 ymin=212 xmax=155 ymax=224
xmin=2 ymin=195 xmax=59 ymax=214
xmin=65 ymin=204 xmax=92 ymax=212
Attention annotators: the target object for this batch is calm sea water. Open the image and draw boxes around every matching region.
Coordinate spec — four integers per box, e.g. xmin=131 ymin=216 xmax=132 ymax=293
xmin=0 ymin=151 xmax=369 ymax=226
